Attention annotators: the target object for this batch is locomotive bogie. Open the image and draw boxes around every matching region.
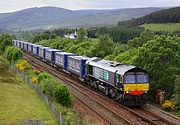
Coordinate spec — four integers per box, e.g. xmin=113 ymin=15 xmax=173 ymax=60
xmin=124 ymin=94 xmax=148 ymax=106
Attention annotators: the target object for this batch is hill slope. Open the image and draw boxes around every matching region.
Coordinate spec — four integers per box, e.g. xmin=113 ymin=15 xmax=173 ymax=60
xmin=0 ymin=7 xmax=163 ymax=31
xmin=118 ymin=7 xmax=180 ymax=26
xmin=65 ymin=7 xmax=164 ymax=28
xmin=0 ymin=7 xmax=76 ymax=31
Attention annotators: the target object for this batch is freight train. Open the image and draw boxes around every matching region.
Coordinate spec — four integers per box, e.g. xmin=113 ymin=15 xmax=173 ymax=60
xmin=13 ymin=40 xmax=149 ymax=106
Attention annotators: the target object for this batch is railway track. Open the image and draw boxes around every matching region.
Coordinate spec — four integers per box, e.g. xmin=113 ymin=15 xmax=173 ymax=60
xmin=23 ymin=53 xmax=132 ymax=125
xmin=143 ymin=104 xmax=180 ymax=124
xmin=133 ymin=108 xmax=173 ymax=125
xmin=23 ymin=52 xmax=180 ymax=125
xmin=22 ymin=57 xmax=112 ymax=124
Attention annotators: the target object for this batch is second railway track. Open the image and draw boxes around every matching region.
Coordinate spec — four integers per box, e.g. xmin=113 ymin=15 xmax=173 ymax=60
xmin=23 ymin=52 xmax=180 ymax=125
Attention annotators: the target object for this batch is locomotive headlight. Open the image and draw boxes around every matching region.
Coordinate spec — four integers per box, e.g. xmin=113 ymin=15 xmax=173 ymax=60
xmin=143 ymin=90 xmax=148 ymax=93
xmin=126 ymin=91 xmax=130 ymax=94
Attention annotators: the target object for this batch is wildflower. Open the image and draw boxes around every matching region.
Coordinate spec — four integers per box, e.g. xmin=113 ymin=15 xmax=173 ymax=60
xmin=33 ymin=69 xmax=41 ymax=76
xmin=162 ymin=100 xmax=176 ymax=111
xmin=16 ymin=60 xmax=30 ymax=71
xmin=31 ymin=77 xmax=37 ymax=84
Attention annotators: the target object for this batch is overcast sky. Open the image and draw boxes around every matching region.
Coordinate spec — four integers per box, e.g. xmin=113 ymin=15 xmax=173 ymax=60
xmin=0 ymin=0 xmax=180 ymax=13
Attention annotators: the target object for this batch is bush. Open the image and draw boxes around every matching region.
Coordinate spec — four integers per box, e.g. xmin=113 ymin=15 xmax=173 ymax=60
xmin=5 ymin=46 xmax=22 ymax=63
xmin=0 ymin=34 xmax=13 ymax=52
xmin=31 ymin=77 xmax=37 ymax=84
xmin=37 ymin=72 xmax=52 ymax=84
xmin=64 ymin=110 xmax=80 ymax=125
xmin=16 ymin=60 xmax=30 ymax=71
xmin=53 ymin=84 xmax=71 ymax=107
xmin=24 ymin=68 xmax=36 ymax=78
xmin=33 ymin=69 xmax=41 ymax=76
xmin=162 ymin=100 xmax=176 ymax=111
xmin=104 ymin=55 xmax=116 ymax=60
xmin=37 ymin=72 xmax=71 ymax=106
xmin=39 ymin=78 xmax=57 ymax=97
xmin=174 ymin=77 xmax=180 ymax=111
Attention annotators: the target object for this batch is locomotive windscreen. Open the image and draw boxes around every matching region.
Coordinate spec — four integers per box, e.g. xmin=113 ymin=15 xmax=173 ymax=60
xmin=124 ymin=73 xmax=148 ymax=83
xmin=137 ymin=74 xmax=148 ymax=83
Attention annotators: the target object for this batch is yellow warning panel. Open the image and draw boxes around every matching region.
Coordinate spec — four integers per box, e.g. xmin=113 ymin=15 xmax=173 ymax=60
xmin=124 ymin=84 xmax=149 ymax=91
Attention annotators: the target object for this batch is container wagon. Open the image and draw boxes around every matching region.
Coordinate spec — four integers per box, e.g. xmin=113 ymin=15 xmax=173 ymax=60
xmin=55 ymin=52 xmax=76 ymax=70
xmin=45 ymin=49 xmax=63 ymax=63
xmin=67 ymin=56 xmax=90 ymax=80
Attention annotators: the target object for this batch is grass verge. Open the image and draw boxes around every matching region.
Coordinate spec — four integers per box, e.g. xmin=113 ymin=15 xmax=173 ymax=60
xmin=0 ymin=55 xmax=58 ymax=125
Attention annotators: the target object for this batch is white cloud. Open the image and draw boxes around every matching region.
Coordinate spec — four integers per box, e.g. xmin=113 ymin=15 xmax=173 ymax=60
xmin=0 ymin=0 xmax=180 ymax=13
xmin=0 ymin=0 xmax=44 ymax=13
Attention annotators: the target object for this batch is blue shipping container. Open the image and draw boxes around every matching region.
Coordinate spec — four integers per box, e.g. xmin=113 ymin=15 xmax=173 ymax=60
xmin=39 ymin=46 xmax=50 ymax=59
xmin=33 ymin=45 xmax=42 ymax=55
xmin=13 ymin=40 xmax=16 ymax=46
xmin=55 ymin=52 xmax=76 ymax=70
xmin=45 ymin=49 xmax=63 ymax=63
xmin=27 ymin=43 xmax=33 ymax=53
xmin=24 ymin=42 xmax=28 ymax=51
xmin=67 ymin=56 xmax=90 ymax=79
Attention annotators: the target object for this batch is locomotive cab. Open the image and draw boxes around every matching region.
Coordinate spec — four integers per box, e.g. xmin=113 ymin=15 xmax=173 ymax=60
xmin=122 ymin=68 xmax=149 ymax=106
xmin=86 ymin=58 xmax=149 ymax=106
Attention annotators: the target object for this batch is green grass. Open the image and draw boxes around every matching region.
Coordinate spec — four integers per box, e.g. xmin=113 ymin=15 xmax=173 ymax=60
xmin=141 ymin=23 xmax=180 ymax=32
xmin=0 ymin=55 xmax=58 ymax=125
xmin=53 ymin=101 xmax=100 ymax=125
xmin=168 ymin=111 xmax=180 ymax=118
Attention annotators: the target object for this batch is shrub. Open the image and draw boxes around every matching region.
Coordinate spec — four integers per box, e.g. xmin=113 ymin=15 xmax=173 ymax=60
xmin=33 ymin=69 xmax=41 ymax=76
xmin=53 ymin=84 xmax=71 ymax=107
xmin=64 ymin=110 xmax=80 ymax=125
xmin=37 ymin=72 xmax=71 ymax=106
xmin=16 ymin=60 xmax=30 ymax=71
xmin=12 ymin=48 xmax=23 ymax=63
xmin=162 ymin=100 xmax=176 ymax=111
xmin=39 ymin=78 xmax=57 ymax=97
xmin=5 ymin=46 xmax=22 ymax=63
xmin=174 ymin=77 xmax=180 ymax=111
xmin=104 ymin=54 xmax=116 ymax=60
xmin=37 ymin=72 xmax=52 ymax=84
xmin=31 ymin=77 xmax=37 ymax=84
xmin=24 ymin=69 xmax=35 ymax=78
xmin=0 ymin=34 xmax=13 ymax=52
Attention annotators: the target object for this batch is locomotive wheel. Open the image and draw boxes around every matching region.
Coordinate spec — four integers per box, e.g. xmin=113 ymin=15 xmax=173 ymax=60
xmin=94 ymin=82 xmax=98 ymax=89
xmin=105 ymin=87 xmax=109 ymax=96
xmin=119 ymin=95 xmax=125 ymax=105
xmin=109 ymin=89 xmax=115 ymax=98
xmin=87 ymin=79 xmax=91 ymax=86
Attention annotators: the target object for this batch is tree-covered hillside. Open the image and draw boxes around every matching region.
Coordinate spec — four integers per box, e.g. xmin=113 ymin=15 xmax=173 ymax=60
xmin=88 ymin=26 xmax=144 ymax=43
xmin=118 ymin=7 xmax=180 ymax=26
